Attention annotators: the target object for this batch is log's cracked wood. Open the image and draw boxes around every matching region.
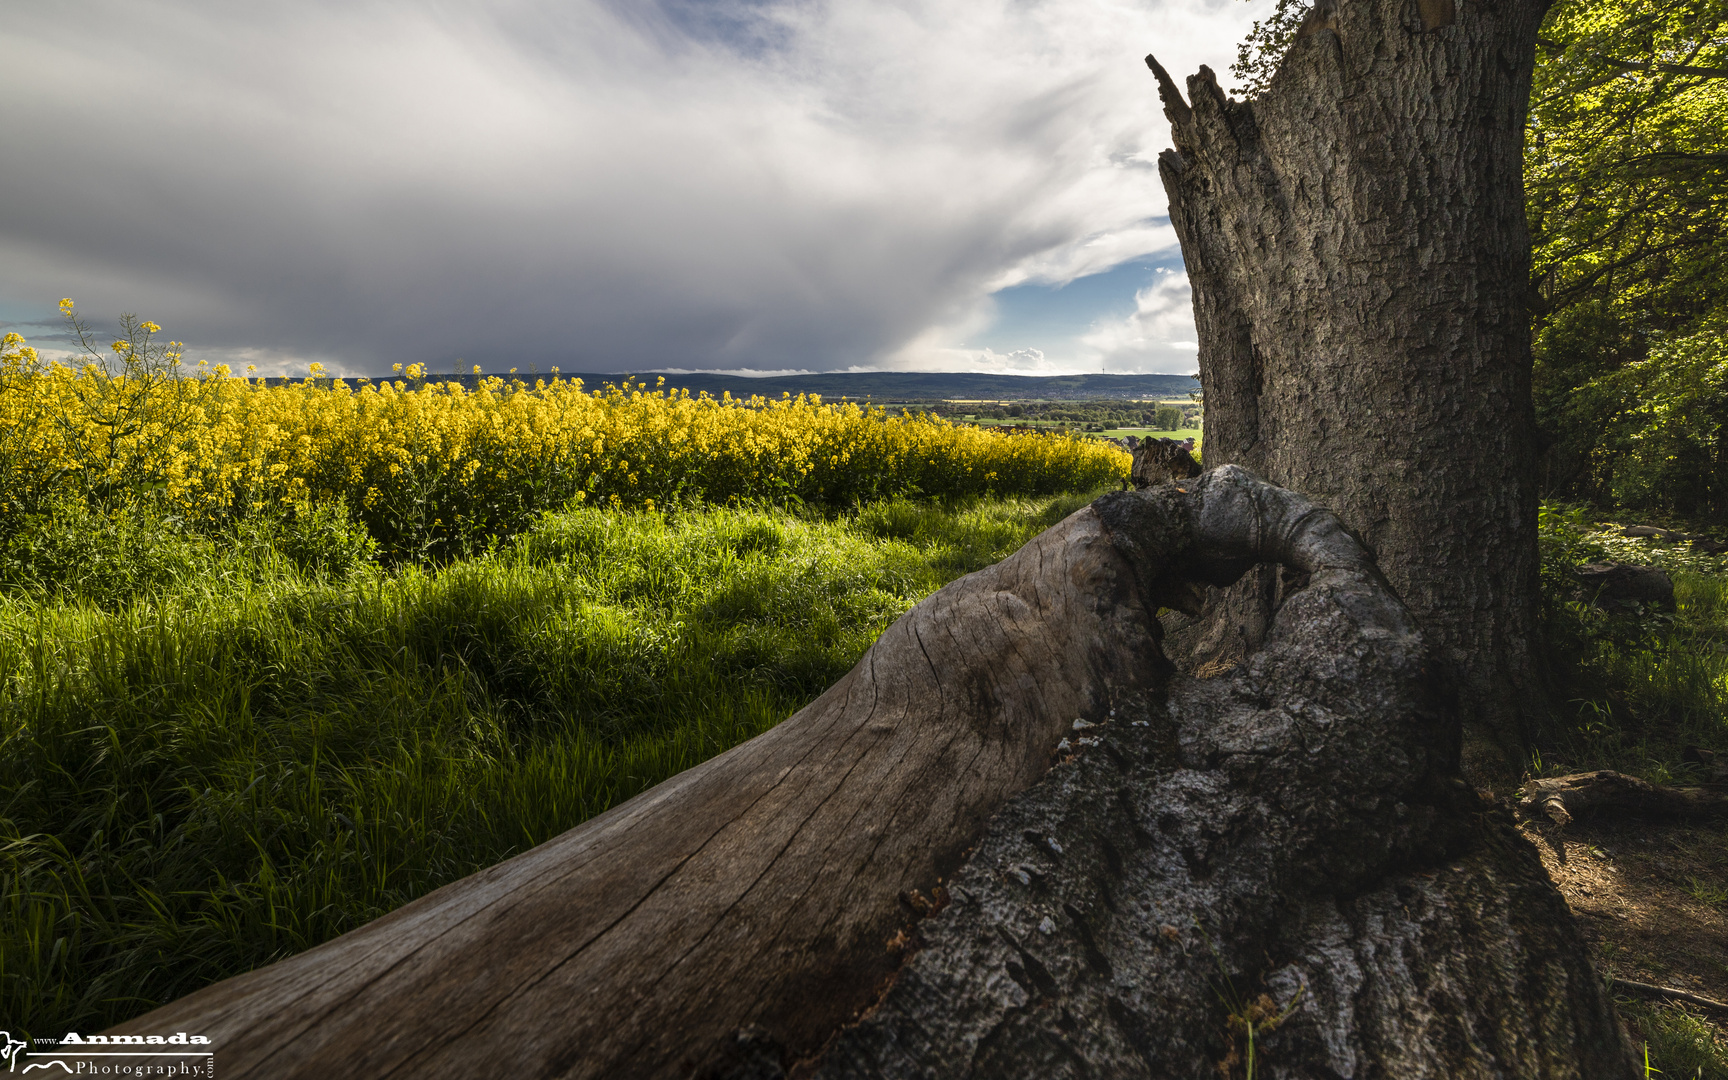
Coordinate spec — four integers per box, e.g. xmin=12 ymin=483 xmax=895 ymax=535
xmin=109 ymin=468 xmax=1638 ymax=1078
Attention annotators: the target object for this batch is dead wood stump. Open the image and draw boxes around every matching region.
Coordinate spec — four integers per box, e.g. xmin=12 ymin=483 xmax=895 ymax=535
xmin=1126 ymin=435 xmax=1202 ymax=488
xmin=108 ymin=467 xmax=1638 ymax=1078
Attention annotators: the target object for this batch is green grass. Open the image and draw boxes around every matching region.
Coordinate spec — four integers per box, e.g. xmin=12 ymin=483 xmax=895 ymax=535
xmin=1537 ymin=571 xmax=1728 ymax=781
xmin=0 ymin=490 xmax=1100 ymax=1037
xmin=1537 ymin=505 xmax=1728 ymax=781
xmin=1621 ymin=997 xmax=1728 ymax=1078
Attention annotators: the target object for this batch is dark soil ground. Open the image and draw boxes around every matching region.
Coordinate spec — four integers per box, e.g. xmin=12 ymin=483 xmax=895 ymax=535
xmin=1521 ymin=813 xmax=1728 ymax=1068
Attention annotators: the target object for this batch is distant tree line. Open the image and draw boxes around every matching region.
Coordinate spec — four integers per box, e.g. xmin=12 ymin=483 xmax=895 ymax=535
xmin=904 ymin=400 xmax=1200 ymax=431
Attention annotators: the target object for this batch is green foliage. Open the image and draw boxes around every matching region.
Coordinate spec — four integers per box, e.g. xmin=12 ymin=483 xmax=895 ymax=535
xmin=0 ymin=490 xmax=1094 ymax=1037
xmin=1528 ymin=0 xmax=1728 ymax=319
xmin=234 ymin=498 xmax=381 ymax=578
xmin=1595 ymin=318 xmax=1728 ymax=517
xmin=1227 ymin=0 xmax=1305 ymax=96
xmin=1529 ymin=0 xmax=1728 ymax=513
xmin=0 ymin=502 xmax=214 ymax=607
xmin=0 ymin=497 xmax=377 ymax=609
xmin=1538 ymin=510 xmax=1728 ymax=1077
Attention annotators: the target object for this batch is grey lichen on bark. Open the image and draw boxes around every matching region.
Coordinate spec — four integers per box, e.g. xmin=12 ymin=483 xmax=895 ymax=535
xmin=1147 ymin=0 xmax=1547 ymax=783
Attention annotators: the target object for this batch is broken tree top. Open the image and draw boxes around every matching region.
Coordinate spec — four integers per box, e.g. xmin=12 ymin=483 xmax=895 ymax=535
xmin=111 ymin=468 xmax=1638 ymax=1078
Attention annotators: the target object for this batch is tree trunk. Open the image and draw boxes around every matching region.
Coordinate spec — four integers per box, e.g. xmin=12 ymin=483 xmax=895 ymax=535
xmin=1147 ymin=0 xmax=1546 ymax=781
xmin=101 ymin=470 xmax=1636 ymax=1078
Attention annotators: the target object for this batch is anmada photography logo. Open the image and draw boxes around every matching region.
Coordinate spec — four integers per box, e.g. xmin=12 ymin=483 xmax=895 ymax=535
xmin=0 ymin=1031 xmax=213 ymax=1076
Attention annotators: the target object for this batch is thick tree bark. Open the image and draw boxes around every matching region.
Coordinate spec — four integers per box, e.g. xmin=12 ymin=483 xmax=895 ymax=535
xmin=106 ymin=470 xmax=1635 ymax=1078
xmin=1147 ymin=0 xmax=1546 ymax=781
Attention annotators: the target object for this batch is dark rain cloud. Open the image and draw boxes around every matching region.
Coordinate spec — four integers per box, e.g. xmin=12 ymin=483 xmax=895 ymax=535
xmin=0 ymin=0 xmax=1248 ymax=375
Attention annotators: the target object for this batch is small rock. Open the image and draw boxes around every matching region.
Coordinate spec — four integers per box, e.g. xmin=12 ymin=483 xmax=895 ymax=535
xmin=1619 ymin=525 xmax=1683 ymax=540
xmin=1573 ymin=562 xmax=1674 ymax=607
xmin=1038 ymin=915 xmax=1056 ymax=935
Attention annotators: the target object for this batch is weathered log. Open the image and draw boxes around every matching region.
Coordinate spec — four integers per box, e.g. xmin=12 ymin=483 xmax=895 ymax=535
xmin=107 ymin=468 xmax=1637 ymax=1077
xmin=1572 ymin=562 xmax=1675 ymax=608
xmin=1520 ymin=771 xmax=1728 ymax=827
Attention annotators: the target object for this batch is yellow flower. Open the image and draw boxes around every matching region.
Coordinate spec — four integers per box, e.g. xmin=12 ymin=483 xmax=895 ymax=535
xmin=140 ymin=321 xmax=161 ymax=334
xmin=0 ymin=352 xmax=1125 ymax=546
xmin=58 ymin=298 xmax=74 ymax=310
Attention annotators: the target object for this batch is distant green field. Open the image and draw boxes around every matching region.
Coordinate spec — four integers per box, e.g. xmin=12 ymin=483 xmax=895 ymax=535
xmin=1095 ymin=427 xmax=1203 ymax=442
xmin=967 ymin=417 xmax=1201 ymax=441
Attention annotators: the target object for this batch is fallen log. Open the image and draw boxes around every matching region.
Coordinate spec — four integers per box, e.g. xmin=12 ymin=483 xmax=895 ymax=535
xmin=1520 ymin=771 xmax=1728 ymax=827
xmin=106 ymin=467 xmax=1639 ymax=1077
xmin=1612 ymin=979 xmax=1728 ymax=1014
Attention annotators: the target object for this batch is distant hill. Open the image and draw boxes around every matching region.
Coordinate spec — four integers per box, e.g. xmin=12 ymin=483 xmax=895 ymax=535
xmin=580 ymin=371 xmax=1200 ymax=401
xmin=297 ymin=370 xmax=1201 ymax=401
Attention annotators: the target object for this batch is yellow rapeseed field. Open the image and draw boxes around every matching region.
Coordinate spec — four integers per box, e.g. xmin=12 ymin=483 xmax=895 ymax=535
xmin=0 ymin=314 xmax=1127 ymax=561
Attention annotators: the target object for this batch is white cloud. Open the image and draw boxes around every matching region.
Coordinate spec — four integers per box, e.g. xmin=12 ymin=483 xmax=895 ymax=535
xmin=0 ymin=0 xmax=1251 ymax=373
xmin=1074 ymin=271 xmax=1202 ymax=373
xmin=649 ymin=367 xmax=817 ymax=378
xmin=886 ymin=340 xmax=1106 ymax=376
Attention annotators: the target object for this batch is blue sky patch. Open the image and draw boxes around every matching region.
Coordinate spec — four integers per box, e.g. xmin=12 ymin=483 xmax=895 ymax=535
xmin=970 ymin=254 xmax=1186 ymax=357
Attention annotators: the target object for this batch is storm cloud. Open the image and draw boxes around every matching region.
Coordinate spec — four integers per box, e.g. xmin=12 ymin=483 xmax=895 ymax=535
xmin=1 ymin=0 xmax=1251 ymax=374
